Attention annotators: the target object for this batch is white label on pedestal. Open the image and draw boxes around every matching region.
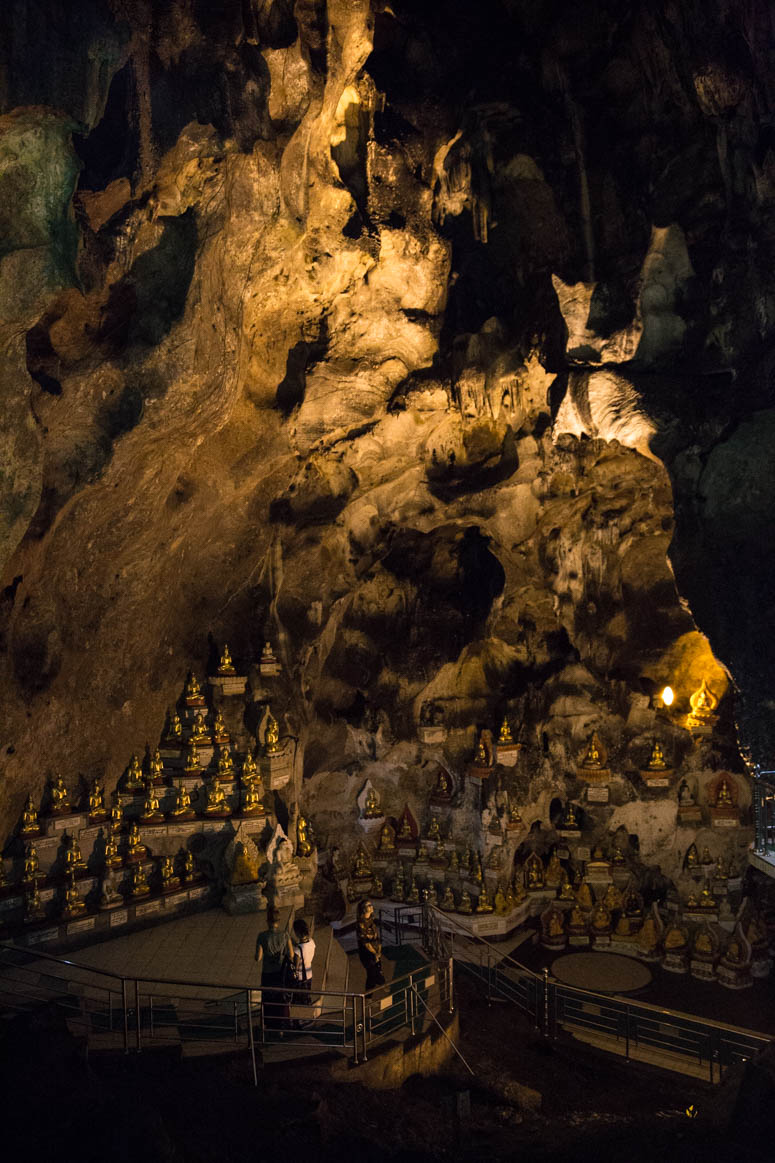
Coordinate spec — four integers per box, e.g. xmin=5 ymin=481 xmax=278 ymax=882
xmin=587 ymin=786 xmax=609 ymax=803
xmin=167 ymin=824 xmax=200 ymax=838
xmin=646 ymin=778 xmax=670 ymax=788
xmin=576 ymin=846 xmax=591 ymax=862
xmin=27 ymin=926 xmax=59 ymax=945
xmin=49 ymin=814 xmax=85 ymax=831
xmin=475 ymin=918 xmax=499 ymax=934
xmin=569 ymin=936 xmax=590 ymax=946
xmin=240 ymin=818 xmax=265 ymax=832
xmin=713 ymin=818 xmax=738 ymax=828
xmin=0 ymin=895 xmax=22 ymax=912
xmin=135 ymin=899 xmax=162 ymax=917
xmin=79 ymin=825 xmax=101 ymax=841
xmin=110 ymin=909 xmax=129 ymax=927
xmin=68 ymin=916 xmax=96 ymax=934
xmin=189 ymin=886 xmax=210 ymax=901
xmin=39 ymin=887 xmax=56 ymax=903
xmin=36 ymin=837 xmax=58 ymax=851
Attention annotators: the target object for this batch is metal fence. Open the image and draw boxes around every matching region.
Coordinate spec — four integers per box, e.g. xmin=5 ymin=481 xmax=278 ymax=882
xmin=423 ymin=907 xmax=770 ymax=1084
xmin=0 ymin=939 xmax=453 ymax=1083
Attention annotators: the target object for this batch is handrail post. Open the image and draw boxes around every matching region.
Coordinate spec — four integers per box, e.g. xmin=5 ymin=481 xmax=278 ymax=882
xmin=121 ymin=978 xmax=129 ymax=1054
xmin=361 ymin=994 xmax=368 ymax=1062
xmin=351 ymin=995 xmax=359 ymax=1065
xmin=135 ymin=979 xmax=141 ymax=1053
xmin=246 ymin=989 xmax=258 ymax=1087
xmin=543 ymin=968 xmax=549 ymax=1038
xmin=448 ymin=957 xmax=454 ymax=1014
xmin=625 ymin=1004 xmax=630 ymax=1061
xmin=410 ymin=980 xmax=416 ymax=1036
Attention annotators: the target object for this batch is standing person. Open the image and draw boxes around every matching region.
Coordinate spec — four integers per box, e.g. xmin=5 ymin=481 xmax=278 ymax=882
xmin=291 ymin=918 xmax=316 ymax=1008
xmin=255 ymin=905 xmax=294 ymax=1029
xmin=356 ymin=898 xmax=385 ymax=989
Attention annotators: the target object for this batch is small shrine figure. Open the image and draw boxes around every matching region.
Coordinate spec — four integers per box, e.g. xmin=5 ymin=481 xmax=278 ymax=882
xmin=406 ymin=875 xmax=420 ymax=904
xmin=48 ymin=774 xmax=71 ymax=814
xmin=476 ymin=883 xmax=494 ymax=913
xmin=559 ymin=802 xmax=578 ymax=830
xmin=686 ymin=888 xmax=699 ymax=908
xmin=63 ymin=834 xmax=87 ymax=877
xmin=602 ymin=883 xmax=622 ymax=911
xmin=508 ymin=798 xmax=522 ymax=826
xmin=701 ymin=846 xmax=713 ymax=865
xmin=184 ymin=741 xmax=200 ymax=773
xmin=25 ymin=881 xmax=45 ymax=924
xmin=184 ymin=672 xmax=205 ymax=706
xmin=715 ymin=778 xmax=733 ymax=807
xmin=363 ymin=786 xmax=382 ymax=819
xmin=352 ymin=843 xmax=372 ymax=880
xmin=431 ymin=768 xmax=453 ymax=801
xmin=687 ymin=680 xmax=719 ymax=728
xmin=297 ymin=813 xmax=314 ymax=858
xmin=699 ymin=883 xmax=716 ymax=910
xmin=125 ymin=755 xmax=144 ymax=792
xmin=260 ymin=640 xmax=280 ymax=674
xmin=103 ymin=830 xmax=122 ymax=868
xmin=379 ymin=822 xmax=396 ymax=852
xmin=88 ymin=778 xmax=107 ymax=820
xmin=203 ymin=777 xmax=229 ymax=816
xmin=678 ymin=780 xmax=694 ymax=805
xmin=171 ymin=782 xmax=194 ymax=818
xmin=545 ymin=851 xmax=563 ymax=888
xmin=575 ymin=880 xmax=594 ymax=911
xmin=591 ymin=902 xmax=612 ymax=934
xmin=182 ymin=850 xmax=196 ymax=882
xmin=240 ymin=777 xmax=264 ymax=817
xmin=160 ymin=856 xmax=180 ymax=892
xmin=559 ymin=875 xmax=575 ymax=901
xmin=109 ymin=800 xmax=123 ymax=833
xmin=20 ymin=794 xmax=40 ymax=836
xmin=217 ymin=744 xmax=234 ymax=779
xmin=213 ymin=709 xmax=230 ymax=743
xmin=23 ymin=843 xmax=40 ymax=885
xmin=611 ymin=837 xmax=627 ymax=864
xmin=165 ymin=709 xmax=183 ymax=741
xmin=426 ymin=815 xmax=441 ymax=843
xmin=217 ymin=644 xmax=236 ymax=675
xmin=392 ymin=864 xmax=406 ymax=901
xmin=498 ymin=717 xmax=514 ymax=745
xmin=715 ymin=854 xmax=729 ymax=880
xmin=126 ymin=821 xmax=147 ymax=862
xmin=473 ymin=734 xmax=490 ymax=768
xmin=140 ymin=781 xmax=163 ymax=822
xmin=458 ymin=889 xmax=473 ymax=914
xmin=546 ymin=910 xmax=565 ymax=940
xmin=372 ymin=874 xmax=384 ymax=898
xmin=191 ymin=711 xmax=209 ymax=742
xmin=524 ymin=852 xmax=544 ymax=890
xmin=242 ymin=751 xmax=258 ymax=782
xmin=99 ymin=869 xmax=123 ymax=910
xmin=149 ymin=748 xmax=164 ymax=783
xmin=264 ymin=709 xmax=281 ymax=755
xmin=62 ymin=872 xmax=86 ymax=919
xmin=646 ymin=740 xmax=670 ymax=771
xmin=440 ymin=883 xmax=456 ymax=911
xmin=131 ymin=863 xmax=150 ymax=898
xmin=494 ymin=887 xmax=508 ymax=915
xmin=580 ymin=732 xmax=604 ymax=769
xmin=685 ymin=843 xmax=700 ymax=869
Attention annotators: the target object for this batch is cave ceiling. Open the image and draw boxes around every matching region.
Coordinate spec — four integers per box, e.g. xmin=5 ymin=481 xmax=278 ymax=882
xmin=1 ymin=0 xmax=774 ymax=832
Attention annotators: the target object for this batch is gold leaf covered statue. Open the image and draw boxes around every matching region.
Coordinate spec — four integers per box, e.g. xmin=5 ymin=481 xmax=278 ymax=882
xmin=440 ymin=883 xmax=456 ymax=911
xmin=203 ymin=777 xmax=229 ymax=816
xmin=182 ymin=850 xmax=196 ymax=882
xmin=363 ymin=786 xmax=382 ymax=819
xmin=242 ymin=751 xmax=258 ymax=782
xmin=184 ymin=741 xmax=200 ymax=773
xmin=149 ymin=748 xmax=164 ymax=782
xmin=125 ymin=755 xmax=144 ymax=791
xmin=191 ymin=711 xmax=209 ymax=741
xmin=352 ymin=842 xmax=372 ymax=880
xmin=426 ymin=815 xmax=441 ymax=842
xmin=264 ymin=710 xmax=281 ymax=755
xmin=23 ymin=843 xmax=40 ymax=885
xmin=63 ymin=834 xmax=87 ymax=877
xmin=498 ymin=717 xmax=513 ymax=745
xmin=458 ymin=888 xmax=473 ymax=914
xmin=217 ymin=744 xmax=234 ymax=778
xmin=217 ymin=644 xmax=236 ymax=675
xmin=88 ymin=778 xmax=107 ymax=819
xmin=580 ymin=732 xmax=604 ymax=769
xmin=166 ymin=709 xmax=183 ymax=741
xmin=687 ymin=679 xmax=718 ymax=726
xmin=171 ymin=782 xmax=194 ymax=818
xmin=715 ymin=778 xmax=733 ymax=807
xmin=21 ymin=794 xmax=41 ymax=836
xmin=213 ymin=709 xmax=229 ymax=742
xmin=240 ymin=775 xmax=264 ymax=817
xmin=62 ymin=871 xmax=86 ymax=918
xmin=476 ymin=883 xmax=494 ymax=913
xmin=473 ymin=734 xmax=489 ymax=767
xmin=184 ymin=671 xmax=205 ymax=705
xmin=160 ymin=856 xmax=180 ymax=892
xmin=140 ymin=781 xmax=163 ymax=821
xmin=297 ymin=812 xmax=314 ymax=858
xmin=379 ymin=822 xmax=396 ymax=852
xmin=646 ymin=740 xmax=669 ymax=771
xmin=127 ymin=821 xmax=147 ymax=861
xmin=103 ymin=830 xmax=122 ymax=868
xmin=131 ymin=863 xmax=150 ymax=898
xmin=25 ymin=881 xmax=45 ymax=923
xmin=49 ymin=774 xmax=71 ymax=814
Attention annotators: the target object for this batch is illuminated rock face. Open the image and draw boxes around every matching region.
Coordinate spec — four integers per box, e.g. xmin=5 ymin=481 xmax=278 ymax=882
xmin=0 ymin=0 xmax=772 ymax=853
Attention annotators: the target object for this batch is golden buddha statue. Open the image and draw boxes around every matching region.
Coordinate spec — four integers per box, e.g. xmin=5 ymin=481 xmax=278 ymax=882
xmin=686 ymin=890 xmax=699 ymax=909
xmin=433 ymin=768 xmax=452 ymax=799
xmin=441 ymin=883 xmax=456 ymax=911
xmin=23 ymin=843 xmax=40 ymax=884
xmin=379 ymin=822 xmax=396 ymax=851
xmin=131 ymin=863 xmax=150 ymax=897
xmin=372 ymin=874 xmax=384 ymax=898
xmin=458 ymin=889 xmax=473 ymax=914
xmin=62 ymin=872 xmax=86 ymax=918
xmin=569 ymin=905 xmax=586 ymax=930
xmin=498 ymin=717 xmax=513 ymax=745
xmin=140 ymin=781 xmax=162 ymax=821
xmin=63 ymin=834 xmax=87 ymax=876
xmin=21 ymin=794 xmax=40 ymax=835
xmin=127 ymin=821 xmax=146 ymax=860
xmin=182 ymin=850 xmax=195 ymax=881
xmin=473 ymin=735 xmax=489 ymax=767
xmin=611 ymin=838 xmax=626 ymax=864
xmin=217 ymin=745 xmax=234 ymax=778
xmin=685 ymin=843 xmax=699 ymax=868
xmin=547 ymin=910 xmax=565 ymax=938
xmin=575 ymin=880 xmax=593 ymax=910
xmin=646 ymin=740 xmax=668 ymax=770
xmin=545 ymin=851 xmax=562 ymax=888
xmin=561 ymin=802 xmax=578 ymax=828
xmin=427 ymin=815 xmax=441 ymax=842
xmin=448 ymin=848 xmax=459 ymax=873
xmin=103 ymin=830 xmax=122 ymax=868
xmin=217 ymin=644 xmax=236 ymax=675
xmin=184 ymin=741 xmax=200 ymax=773
xmin=241 ymin=751 xmax=258 ymax=783
xmin=240 ymin=778 xmax=263 ymax=817
xmin=363 ymin=786 xmax=382 ymax=818
xmin=406 ymin=876 xmax=419 ymax=904
xmin=213 ymin=710 xmax=229 ymax=742
xmin=603 ymin=883 xmax=622 ymax=911
xmin=580 ymin=732 xmax=604 ymax=769
xmin=398 ymin=812 xmax=413 ymax=840
xmin=715 ymin=779 xmax=733 ymax=807
xmin=264 ymin=710 xmax=281 ymax=755
xmin=494 ymin=888 xmax=508 ymax=915
xmin=166 ymin=709 xmax=183 ymax=740
xmin=125 ymin=754 xmax=144 ymax=791
xmin=687 ymin=679 xmax=718 ymax=725
xmin=160 ymin=856 xmax=179 ymax=891
xmin=473 ymin=857 xmax=483 ymax=884
xmin=698 ymin=884 xmax=715 ymax=909
xmin=591 ymin=902 xmax=611 ymax=931
xmin=663 ymin=925 xmax=687 ymax=950
xmin=149 ymin=748 xmax=164 ymax=782
xmin=559 ymin=875 xmax=575 ymax=901
xmin=171 ymin=782 xmax=193 ymax=817
xmin=191 ymin=711 xmax=209 ymax=741
xmin=525 ymin=853 xmax=544 ymax=889
xmin=614 ymin=915 xmax=632 ymax=938
xmin=715 ymin=855 xmax=728 ymax=880
xmin=110 ymin=801 xmax=123 ymax=832
xmin=392 ymin=865 xmax=405 ymax=900
xmin=25 ymin=881 xmax=45 ymax=923
xmin=476 ymin=883 xmax=494 ymax=913
xmin=88 ymin=778 xmax=107 ymax=818
xmin=637 ymin=916 xmax=659 ymax=952
xmin=184 ymin=671 xmax=203 ymax=703
xmin=509 ymin=798 xmax=522 ymax=824
xmin=297 ymin=813 xmax=313 ymax=857
xmin=352 ymin=843 xmax=372 ymax=879
xmin=49 ymin=774 xmax=71 ymax=813
xmin=203 ymin=778 xmax=228 ymax=815
xmin=701 ymin=846 xmax=713 ymax=864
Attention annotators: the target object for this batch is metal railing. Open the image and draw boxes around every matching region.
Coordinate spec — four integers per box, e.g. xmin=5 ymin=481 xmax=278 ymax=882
xmin=0 ymin=940 xmax=453 ymax=1083
xmin=418 ymin=906 xmax=771 ymax=1084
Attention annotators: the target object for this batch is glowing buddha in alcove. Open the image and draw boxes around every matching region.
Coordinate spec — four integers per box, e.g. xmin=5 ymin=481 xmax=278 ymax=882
xmin=687 ymin=679 xmax=718 ymax=727
xmin=579 ymin=731 xmax=606 ymax=773
xmin=498 ymin=717 xmax=513 ymax=745
xmin=646 ymin=741 xmax=669 ymax=770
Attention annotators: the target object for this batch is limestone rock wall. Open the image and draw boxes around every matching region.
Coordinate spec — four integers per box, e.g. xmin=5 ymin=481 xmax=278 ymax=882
xmin=0 ymin=0 xmax=773 ymax=866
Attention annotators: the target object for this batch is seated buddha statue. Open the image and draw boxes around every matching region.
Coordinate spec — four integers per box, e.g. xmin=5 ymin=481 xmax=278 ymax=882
xmin=184 ymin=672 xmax=203 ymax=703
xmin=685 ymin=843 xmax=699 ymax=868
xmin=49 ymin=774 xmax=71 ymax=813
xmin=498 ymin=717 xmax=514 ymax=745
xmin=614 ymin=915 xmax=632 ymax=938
xmin=678 ymin=780 xmax=694 ymax=806
xmin=127 ymin=821 xmax=146 ymax=860
xmin=694 ymin=929 xmax=714 ymax=957
xmin=561 ymin=802 xmax=578 ymax=829
xmin=509 ymin=799 xmax=522 ymax=824
xmin=433 ymin=768 xmax=452 ymax=799
xmin=545 ymin=851 xmax=562 ymax=887
xmin=715 ymin=779 xmax=733 ymax=807
xmin=21 ymin=794 xmax=40 ymax=835
xmin=109 ymin=801 xmax=123 ymax=832
xmin=63 ymin=835 xmax=87 ymax=876
xmin=392 ymin=866 xmax=405 ymax=901
xmin=591 ymin=902 xmax=611 ymax=931
xmin=441 ymin=883 xmax=456 ymax=911
xmin=663 ymin=924 xmax=687 ymax=951
xmin=203 ymin=778 xmax=228 ymax=815
xmin=611 ymin=838 xmax=627 ymax=864
xmin=241 ymin=778 xmax=263 ymax=816
xmin=559 ymin=875 xmax=575 ymax=901
xmin=568 ymin=905 xmax=587 ymax=931
xmin=160 ymin=856 xmax=179 ymax=891
xmin=580 ymin=732 xmax=604 ymax=769
xmin=296 ymin=813 xmax=313 ymax=857
xmin=379 ymin=822 xmax=396 ymax=851
xmin=264 ymin=710 xmax=281 ymax=755
xmin=475 ymin=883 xmax=493 ymax=913
xmin=458 ymin=889 xmax=473 ymax=914
xmin=494 ymin=888 xmax=508 ymax=914
xmin=426 ymin=815 xmax=441 ymax=842
xmin=103 ymin=831 xmax=122 ymax=868
xmin=352 ymin=843 xmax=372 ymax=879
xmin=166 ymin=709 xmax=183 ymax=741
xmin=213 ymin=709 xmax=229 ymax=742
xmin=217 ymin=644 xmax=236 ymax=675
xmin=398 ymin=813 xmax=413 ymax=840
xmin=217 ymin=745 xmax=234 ymax=778
xmin=149 ymin=748 xmax=164 ymax=782
xmin=575 ymin=881 xmax=593 ymax=910
xmin=372 ymin=874 xmax=384 ymax=898
xmin=131 ymin=863 xmax=150 ymax=897
xmin=547 ymin=910 xmax=565 ymax=938
xmin=182 ymin=850 xmax=196 ymax=881
xmin=603 ymin=883 xmax=622 ymax=911
xmin=184 ymin=741 xmax=200 ymax=773
xmin=363 ymin=786 xmax=382 ymax=818
xmin=241 ymin=752 xmax=258 ymax=783
xmin=686 ymin=890 xmax=700 ymax=909
xmin=171 ymin=783 xmax=193 ymax=817
xmin=636 ymin=916 xmax=659 ymax=952
xmin=406 ymin=876 xmax=420 ymax=904
xmin=191 ymin=711 xmax=209 ymax=741
xmin=646 ymin=740 xmax=668 ymax=770
xmin=25 ymin=881 xmax=45 ymax=923
xmin=88 ymin=778 xmax=107 ymax=818
xmin=688 ymin=679 xmax=718 ymax=725
xmin=473 ymin=857 xmax=483 ymax=884
xmin=698 ymin=884 xmax=715 ymax=909
xmin=23 ymin=843 xmax=39 ymax=884
xmin=62 ymin=872 xmax=85 ymax=918
xmin=125 ymin=754 xmax=144 ymax=791
xmin=448 ymin=847 xmax=459 ymax=872
xmin=715 ymin=855 xmax=729 ymax=880
xmin=526 ymin=855 xmax=544 ymax=889
xmin=473 ymin=734 xmax=489 ymax=767
xmin=140 ymin=782 xmax=162 ymax=821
